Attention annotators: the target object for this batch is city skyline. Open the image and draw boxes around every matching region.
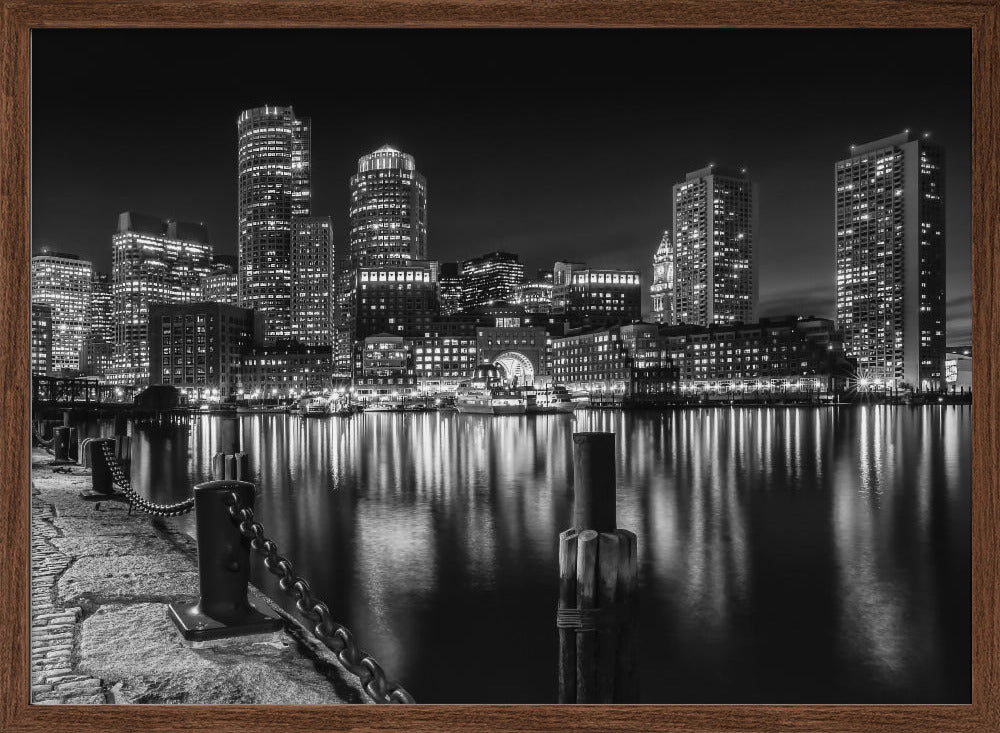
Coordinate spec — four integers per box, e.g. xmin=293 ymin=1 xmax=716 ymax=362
xmin=32 ymin=28 xmax=971 ymax=341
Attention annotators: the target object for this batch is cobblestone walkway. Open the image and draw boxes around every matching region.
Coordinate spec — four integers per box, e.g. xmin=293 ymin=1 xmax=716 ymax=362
xmin=31 ymin=467 xmax=107 ymax=703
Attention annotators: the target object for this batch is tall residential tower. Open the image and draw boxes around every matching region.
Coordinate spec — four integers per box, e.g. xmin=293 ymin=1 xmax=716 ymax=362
xmin=835 ymin=131 xmax=946 ymax=390
xmin=671 ymin=166 xmax=757 ymax=326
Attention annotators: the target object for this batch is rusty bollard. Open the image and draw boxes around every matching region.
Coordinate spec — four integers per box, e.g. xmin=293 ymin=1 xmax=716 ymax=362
xmin=167 ymin=480 xmax=282 ymax=642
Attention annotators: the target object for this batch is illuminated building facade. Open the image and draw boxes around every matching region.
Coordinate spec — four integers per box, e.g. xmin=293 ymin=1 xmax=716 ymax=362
xmin=237 ymin=105 xmax=311 ymax=341
xmin=110 ymin=211 xmax=212 ymax=386
xmin=241 ymin=341 xmax=334 ymax=397
xmin=30 ymin=251 xmax=93 ymax=373
xmin=148 ymin=302 xmax=263 ymax=400
xmin=511 ymin=280 xmax=553 ymax=313
xmin=291 ymin=216 xmax=334 ymax=345
xmin=349 ymin=145 xmax=427 ymax=266
xmin=650 ymin=230 xmax=674 ymax=324
xmin=354 ymin=260 xmax=439 ymax=342
xmin=31 ymin=303 xmax=53 ymax=376
xmin=835 ymin=131 xmax=946 ymax=390
xmin=551 ymin=261 xmax=641 ymax=323
xmin=551 ymin=323 xmax=674 ymax=397
xmin=412 ymin=333 xmax=478 ymax=394
xmin=202 ymin=256 xmax=239 ymax=305
xmin=438 ymin=262 xmax=464 ymax=316
xmin=460 ymin=251 xmax=525 ymax=309
xmin=672 ymin=165 xmax=757 ymax=326
xmin=660 ymin=316 xmax=851 ymax=394
xmin=352 ymin=334 xmax=417 ymax=402
xmin=339 ymin=145 xmax=428 ymax=368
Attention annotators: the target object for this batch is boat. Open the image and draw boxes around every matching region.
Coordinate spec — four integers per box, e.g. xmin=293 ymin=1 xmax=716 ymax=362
xmin=455 ymin=366 xmax=527 ymax=415
xmin=364 ymin=400 xmax=404 ymax=412
xmin=297 ymin=396 xmax=331 ymax=416
xmin=529 ymin=385 xmax=579 ymax=414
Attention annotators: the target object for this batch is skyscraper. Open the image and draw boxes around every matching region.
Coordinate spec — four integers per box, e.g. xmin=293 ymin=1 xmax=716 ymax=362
xmin=291 ymin=215 xmax=334 ymax=346
xmin=237 ymin=105 xmax=312 ymax=341
xmin=110 ymin=211 xmax=212 ymax=386
xmin=835 ymin=131 xmax=946 ymax=390
xmin=671 ymin=165 xmax=757 ymax=326
xmin=348 ymin=145 xmax=427 ymax=267
xmin=83 ymin=271 xmax=114 ymax=378
xmin=339 ymin=145 xmax=428 ymax=369
xmin=650 ymin=230 xmax=674 ymax=324
xmin=460 ymin=251 xmax=525 ymax=309
xmin=30 ymin=251 xmax=92 ymax=373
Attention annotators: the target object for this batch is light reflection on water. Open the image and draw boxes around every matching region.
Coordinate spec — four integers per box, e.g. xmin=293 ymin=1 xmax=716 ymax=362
xmin=98 ymin=405 xmax=969 ymax=703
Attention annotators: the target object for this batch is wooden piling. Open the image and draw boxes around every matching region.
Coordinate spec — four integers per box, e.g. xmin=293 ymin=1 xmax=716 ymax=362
xmin=212 ymin=452 xmax=251 ymax=482
xmin=556 ymin=431 xmax=639 ymax=704
xmin=218 ymin=416 xmax=240 ymax=456
xmin=557 ymin=529 xmax=579 ymax=703
xmin=572 ymin=433 xmax=616 ymax=533
xmin=575 ymin=529 xmax=598 ymax=703
xmin=596 ymin=530 xmax=621 ymax=702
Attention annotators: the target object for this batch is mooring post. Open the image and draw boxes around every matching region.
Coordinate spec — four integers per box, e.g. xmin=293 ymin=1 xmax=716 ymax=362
xmin=88 ymin=438 xmax=116 ymax=495
xmin=556 ymin=431 xmax=639 ymax=704
xmin=167 ymin=480 xmax=282 ymax=642
xmin=213 ymin=415 xmax=250 ymax=481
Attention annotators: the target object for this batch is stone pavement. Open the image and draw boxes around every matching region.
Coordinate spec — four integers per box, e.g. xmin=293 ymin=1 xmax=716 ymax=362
xmin=30 ymin=448 xmax=369 ymax=705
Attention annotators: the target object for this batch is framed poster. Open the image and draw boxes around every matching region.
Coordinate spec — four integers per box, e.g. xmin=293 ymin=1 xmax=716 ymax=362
xmin=2 ymin=1 xmax=997 ymax=731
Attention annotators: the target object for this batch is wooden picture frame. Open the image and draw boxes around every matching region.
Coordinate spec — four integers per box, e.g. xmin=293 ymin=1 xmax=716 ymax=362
xmin=1 ymin=1 xmax=996 ymax=730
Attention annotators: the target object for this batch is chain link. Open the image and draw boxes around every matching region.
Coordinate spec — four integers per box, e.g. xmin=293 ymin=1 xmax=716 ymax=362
xmin=225 ymin=491 xmax=415 ymax=704
xmin=100 ymin=442 xmax=195 ymax=517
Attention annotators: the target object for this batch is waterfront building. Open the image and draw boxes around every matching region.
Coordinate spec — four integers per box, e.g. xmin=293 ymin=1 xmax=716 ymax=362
xmin=412 ymin=333 xmax=478 ymax=394
xmin=339 ymin=145 xmax=428 ymax=368
xmin=660 ymin=315 xmax=852 ymax=394
xmin=476 ymin=321 xmax=549 ymax=387
xmin=202 ymin=256 xmax=239 ymax=305
xmin=30 ymin=250 xmax=93 ymax=373
xmin=835 ymin=131 xmax=946 ymax=391
xmin=241 ymin=340 xmax=334 ymax=398
xmin=650 ymin=230 xmax=674 ymax=324
xmin=671 ymin=165 xmax=757 ymax=326
xmin=148 ymin=301 xmax=263 ymax=401
xmin=551 ymin=261 xmax=641 ymax=323
xmin=354 ymin=259 xmax=439 ymax=342
xmin=110 ymin=212 xmax=213 ymax=386
xmin=551 ymin=323 xmax=675 ymax=397
xmin=290 ymin=215 xmax=334 ymax=346
xmin=30 ymin=303 xmax=53 ymax=376
xmin=237 ymin=105 xmax=312 ymax=341
xmin=352 ymin=334 xmax=417 ymax=402
xmin=945 ymin=351 xmax=972 ymax=392
xmin=438 ymin=261 xmax=464 ymax=316
xmin=511 ymin=280 xmax=554 ymax=313
xmin=460 ymin=251 xmax=525 ymax=309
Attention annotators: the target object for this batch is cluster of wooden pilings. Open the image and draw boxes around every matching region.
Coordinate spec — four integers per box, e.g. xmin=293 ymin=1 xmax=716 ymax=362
xmin=558 ymin=432 xmax=639 ymax=704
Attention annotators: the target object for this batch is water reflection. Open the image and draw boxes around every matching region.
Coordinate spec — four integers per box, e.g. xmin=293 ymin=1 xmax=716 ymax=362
xmin=112 ymin=406 xmax=969 ymax=703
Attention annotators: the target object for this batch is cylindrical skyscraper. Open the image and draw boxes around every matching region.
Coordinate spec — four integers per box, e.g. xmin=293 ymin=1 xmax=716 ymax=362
xmin=237 ymin=105 xmax=312 ymax=341
xmin=348 ymin=145 xmax=427 ymax=267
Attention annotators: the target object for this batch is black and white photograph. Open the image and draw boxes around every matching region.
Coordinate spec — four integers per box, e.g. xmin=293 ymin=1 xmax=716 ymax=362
xmin=28 ymin=27 xmax=970 ymax=705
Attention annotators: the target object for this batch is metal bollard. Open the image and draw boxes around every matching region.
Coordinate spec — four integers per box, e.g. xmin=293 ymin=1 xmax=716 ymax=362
xmin=88 ymin=439 xmax=116 ymax=495
xmin=167 ymin=480 xmax=282 ymax=642
xmin=51 ymin=426 xmax=76 ymax=464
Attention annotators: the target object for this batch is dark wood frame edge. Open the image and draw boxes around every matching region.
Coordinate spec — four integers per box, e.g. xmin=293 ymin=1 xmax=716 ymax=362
xmin=1 ymin=2 xmax=997 ymax=731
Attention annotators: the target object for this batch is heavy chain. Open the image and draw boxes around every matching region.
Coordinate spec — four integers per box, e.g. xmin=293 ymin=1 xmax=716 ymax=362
xmin=100 ymin=441 xmax=196 ymax=517
xmin=224 ymin=491 xmax=415 ymax=704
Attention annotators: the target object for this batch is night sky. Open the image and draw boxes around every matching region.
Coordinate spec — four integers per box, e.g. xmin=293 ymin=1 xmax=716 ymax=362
xmin=31 ymin=29 xmax=971 ymax=342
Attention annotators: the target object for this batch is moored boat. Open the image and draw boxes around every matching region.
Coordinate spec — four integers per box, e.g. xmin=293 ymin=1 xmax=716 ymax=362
xmin=455 ymin=366 xmax=526 ymax=415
